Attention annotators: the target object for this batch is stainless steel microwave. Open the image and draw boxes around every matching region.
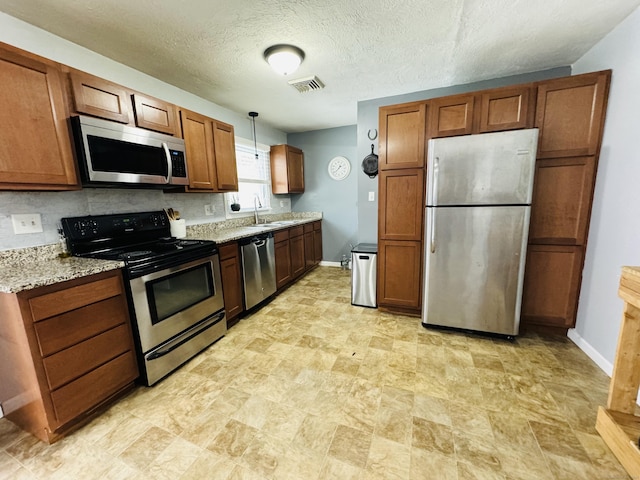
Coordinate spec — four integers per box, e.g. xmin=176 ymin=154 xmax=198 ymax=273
xmin=71 ymin=115 xmax=189 ymax=187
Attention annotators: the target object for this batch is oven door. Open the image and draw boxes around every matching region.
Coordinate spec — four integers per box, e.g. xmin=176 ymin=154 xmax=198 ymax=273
xmin=128 ymin=254 xmax=225 ymax=354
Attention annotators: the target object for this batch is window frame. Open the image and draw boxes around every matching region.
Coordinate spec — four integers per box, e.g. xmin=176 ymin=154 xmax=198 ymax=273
xmin=224 ymin=137 xmax=272 ymax=217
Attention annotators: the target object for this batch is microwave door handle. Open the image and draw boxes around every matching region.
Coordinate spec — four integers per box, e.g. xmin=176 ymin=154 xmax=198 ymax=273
xmin=162 ymin=143 xmax=172 ymax=184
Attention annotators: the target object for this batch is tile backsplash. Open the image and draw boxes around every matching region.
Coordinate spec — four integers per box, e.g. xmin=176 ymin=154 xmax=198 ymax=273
xmin=0 ymin=189 xmax=291 ymax=251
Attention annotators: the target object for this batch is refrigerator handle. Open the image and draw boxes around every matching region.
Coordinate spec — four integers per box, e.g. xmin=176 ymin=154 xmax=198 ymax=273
xmin=429 ymin=157 xmax=439 ymax=254
xmin=432 ymin=156 xmax=440 ymax=207
xmin=430 ymin=208 xmax=436 ymax=253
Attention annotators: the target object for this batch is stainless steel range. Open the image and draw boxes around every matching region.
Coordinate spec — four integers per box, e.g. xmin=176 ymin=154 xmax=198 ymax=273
xmin=61 ymin=211 xmax=226 ymax=385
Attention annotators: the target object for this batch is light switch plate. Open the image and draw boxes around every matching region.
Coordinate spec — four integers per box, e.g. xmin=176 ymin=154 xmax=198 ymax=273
xmin=11 ymin=214 xmax=43 ymax=234
xmin=368 ymin=191 xmax=375 ymax=201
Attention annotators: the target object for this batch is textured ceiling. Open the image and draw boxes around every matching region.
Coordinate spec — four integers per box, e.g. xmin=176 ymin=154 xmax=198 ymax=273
xmin=0 ymin=0 xmax=639 ymax=133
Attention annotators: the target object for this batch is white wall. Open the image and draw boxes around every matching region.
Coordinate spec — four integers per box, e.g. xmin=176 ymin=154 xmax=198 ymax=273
xmin=569 ymin=6 xmax=640 ymax=373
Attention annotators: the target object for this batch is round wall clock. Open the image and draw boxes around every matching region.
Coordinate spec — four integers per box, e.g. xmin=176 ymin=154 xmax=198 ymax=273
xmin=328 ymin=156 xmax=351 ymax=180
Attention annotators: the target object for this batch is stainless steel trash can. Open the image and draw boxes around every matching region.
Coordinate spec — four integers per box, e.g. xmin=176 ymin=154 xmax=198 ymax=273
xmin=351 ymin=243 xmax=377 ymax=308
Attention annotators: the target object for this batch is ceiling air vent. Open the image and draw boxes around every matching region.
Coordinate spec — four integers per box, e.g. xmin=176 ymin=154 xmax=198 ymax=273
xmin=288 ymin=75 xmax=325 ymax=93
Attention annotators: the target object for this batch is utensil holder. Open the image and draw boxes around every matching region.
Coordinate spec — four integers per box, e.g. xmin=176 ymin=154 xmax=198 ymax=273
xmin=170 ymin=219 xmax=186 ymax=239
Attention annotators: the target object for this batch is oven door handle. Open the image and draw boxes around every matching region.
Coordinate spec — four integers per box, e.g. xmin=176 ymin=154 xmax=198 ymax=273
xmin=146 ymin=310 xmax=225 ymax=360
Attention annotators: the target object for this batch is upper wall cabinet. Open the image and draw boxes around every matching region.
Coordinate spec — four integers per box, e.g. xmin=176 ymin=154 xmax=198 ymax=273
xmin=69 ymin=71 xmax=132 ymax=124
xmin=271 ymin=144 xmax=305 ymax=194
xmin=180 ymin=109 xmax=238 ymax=193
xmin=131 ymin=93 xmax=179 ymax=136
xmin=0 ymin=45 xmax=79 ymax=190
xmin=535 ymin=71 xmax=610 ymax=158
xmin=478 ymin=86 xmax=534 ymax=133
xmin=69 ymin=70 xmax=181 ymax=136
xmin=379 ymin=102 xmax=427 ymax=170
xmin=429 ymin=94 xmax=475 ymax=138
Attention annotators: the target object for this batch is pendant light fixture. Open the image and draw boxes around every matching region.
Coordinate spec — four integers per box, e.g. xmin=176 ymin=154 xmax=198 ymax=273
xmin=264 ymin=44 xmax=305 ymax=75
xmin=248 ymin=111 xmax=259 ymax=160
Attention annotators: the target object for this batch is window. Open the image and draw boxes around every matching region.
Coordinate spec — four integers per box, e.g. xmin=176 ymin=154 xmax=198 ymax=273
xmin=225 ymin=138 xmax=271 ymax=215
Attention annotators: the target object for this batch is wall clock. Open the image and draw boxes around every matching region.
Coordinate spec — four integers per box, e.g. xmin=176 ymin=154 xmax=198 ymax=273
xmin=328 ymin=156 xmax=351 ymax=180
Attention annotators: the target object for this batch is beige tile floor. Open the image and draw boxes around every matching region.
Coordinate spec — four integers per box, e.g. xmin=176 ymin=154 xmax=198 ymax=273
xmin=0 ymin=267 xmax=630 ymax=479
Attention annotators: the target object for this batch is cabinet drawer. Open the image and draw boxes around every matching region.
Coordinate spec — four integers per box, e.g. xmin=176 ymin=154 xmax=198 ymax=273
xmin=218 ymin=242 xmax=239 ymax=261
xmin=274 ymin=230 xmax=289 ymax=243
xmin=35 ymin=296 xmax=128 ymax=356
xmin=50 ymin=350 xmax=138 ymax=425
xmin=313 ymin=221 xmax=321 ymax=231
xmin=303 ymin=223 xmax=314 ymax=233
xmin=29 ymin=275 xmax=122 ymax=321
xmin=43 ymin=324 xmax=132 ymax=390
xmin=289 ymin=226 xmax=304 ymax=238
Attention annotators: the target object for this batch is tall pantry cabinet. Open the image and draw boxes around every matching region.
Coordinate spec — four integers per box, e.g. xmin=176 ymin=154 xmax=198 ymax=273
xmin=377 ymin=103 xmax=427 ymax=313
xmin=521 ymin=71 xmax=610 ymax=334
xmin=377 ymin=71 xmax=610 ymax=334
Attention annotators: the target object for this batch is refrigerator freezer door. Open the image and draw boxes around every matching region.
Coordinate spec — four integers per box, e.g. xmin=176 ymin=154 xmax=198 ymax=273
xmin=426 ymin=129 xmax=538 ymax=206
xmin=423 ymin=205 xmax=530 ymax=336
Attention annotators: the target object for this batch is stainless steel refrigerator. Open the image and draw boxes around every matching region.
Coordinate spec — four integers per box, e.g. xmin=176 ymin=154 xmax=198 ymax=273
xmin=422 ymin=128 xmax=539 ymax=337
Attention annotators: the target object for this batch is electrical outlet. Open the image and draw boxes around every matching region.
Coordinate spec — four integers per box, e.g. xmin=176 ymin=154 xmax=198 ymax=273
xmin=368 ymin=192 xmax=375 ymax=202
xmin=11 ymin=214 xmax=43 ymax=234
xmin=204 ymin=204 xmax=215 ymax=215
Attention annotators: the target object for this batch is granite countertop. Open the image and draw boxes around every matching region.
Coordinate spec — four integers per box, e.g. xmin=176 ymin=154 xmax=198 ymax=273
xmin=0 ymin=212 xmax=322 ymax=293
xmin=0 ymin=244 xmax=124 ymax=294
xmin=186 ymin=212 xmax=323 ymax=243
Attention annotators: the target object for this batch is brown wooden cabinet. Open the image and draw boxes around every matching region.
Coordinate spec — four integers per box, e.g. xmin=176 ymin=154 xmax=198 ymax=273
xmin=131 ymin=93 xmax=179 ymax=135
xmin=313 ymin=221 xmax=323 ymax=264
xmin=0 ymin=45 xmax=79 ymax=190
xmin=521 ymin=245 xmax=584 ymax=329
xmin=289 ymin=226 xmax=306 ymax=279
xmin=304 ymin=223 xmax=315 ymax=270
xmin=528 ymin=156 xmax=596 ymax=245
xmin=274 ymin=230 xmax=292 ymax=289
xmin=535 ymin=72 xmax=609 ymax=159
xmin=69 ymin=71 xmax=181 ymax=136
xmin=379 ymin=102 xmax=427 ymax=170
xmin=69 ymin=71 xmax=132 ymax=124
xmin=430 ymin=94 xmax=475 ymax=137
xmin=521 ymin=70 xmax=610 ymax=333
xmin=377 ymin=240 xmax=423 ymax=311
xmin=218 ymin=242 xmax=244 ymax=326
xmin=478 ymin=86 xmax=534 ymax=133
xmin=378 ymin=169 xmax=424 ymax=241
xmin=180 ymin=109 xmax=238 ymax=193
xmin=271 ymin=144 xmax=305 ymax=194
xmin=0 ymin=270 xmax=138 ymax=443
xmin=211 ymin=120 xmax=239 ymax=191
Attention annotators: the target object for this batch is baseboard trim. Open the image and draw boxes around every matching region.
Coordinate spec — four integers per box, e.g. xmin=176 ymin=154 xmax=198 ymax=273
xmin=567 ymin=328 xmax=614 ymax=377
xmin=319 ymin=261 xmax=344 ymax=268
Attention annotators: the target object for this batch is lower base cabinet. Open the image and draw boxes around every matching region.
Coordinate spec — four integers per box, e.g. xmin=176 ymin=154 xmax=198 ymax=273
xmin=521 ymin=244 xmax=584 ymax=333
xmin=377 ymin=240 xmax=423 ymax=315
xmin=219 ymin=242 xmax=244 ymax=326
xmin=290 ymin=226 xmax=306 ymax=279
xmin=274 ymin=230 xmax=292 ymax=289
xmin=0 ymin=269 xmax=138 ymax=443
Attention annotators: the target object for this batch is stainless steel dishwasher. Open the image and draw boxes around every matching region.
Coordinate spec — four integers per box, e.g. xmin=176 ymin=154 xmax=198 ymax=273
xmin=240 ymin=232 xmax=277 ymax=310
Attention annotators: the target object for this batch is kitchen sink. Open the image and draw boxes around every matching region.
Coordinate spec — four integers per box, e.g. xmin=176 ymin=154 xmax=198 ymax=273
xmin=271 ymin=220 xmax=297 ymax=225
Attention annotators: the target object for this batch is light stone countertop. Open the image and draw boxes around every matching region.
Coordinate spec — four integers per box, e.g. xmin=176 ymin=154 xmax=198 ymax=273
xmin=186 ymin=212 xmax=323 ymax=243
xmin=0 ymin=244 xmax=124 ymax=294
xmin=0 ymin=212 xmax=322 ymax=293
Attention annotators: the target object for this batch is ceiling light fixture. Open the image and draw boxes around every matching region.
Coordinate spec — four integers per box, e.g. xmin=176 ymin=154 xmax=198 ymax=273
xmin=264 ymin=44 xmax=305 ymax=76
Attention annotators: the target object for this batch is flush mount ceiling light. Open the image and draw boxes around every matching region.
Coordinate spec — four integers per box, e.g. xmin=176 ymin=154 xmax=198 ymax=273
xmin=264 ymin=44 xmax=305 ymax=76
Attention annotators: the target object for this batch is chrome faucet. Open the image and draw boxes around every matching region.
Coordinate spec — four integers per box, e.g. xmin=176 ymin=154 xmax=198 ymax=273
xmin=254 ymin=195 xmax=262 ymax=224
